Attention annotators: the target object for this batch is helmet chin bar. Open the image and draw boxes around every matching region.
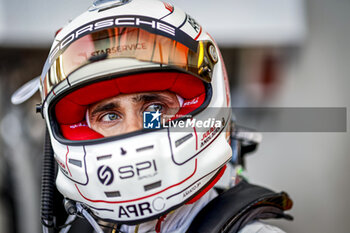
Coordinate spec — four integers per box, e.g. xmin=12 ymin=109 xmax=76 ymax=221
xmin=40 ymin=123 xmax=261 ymax=233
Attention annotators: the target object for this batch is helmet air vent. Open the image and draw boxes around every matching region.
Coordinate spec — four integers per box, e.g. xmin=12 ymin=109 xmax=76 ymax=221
xmin=105 ymin=191 xmax=121 ymax=198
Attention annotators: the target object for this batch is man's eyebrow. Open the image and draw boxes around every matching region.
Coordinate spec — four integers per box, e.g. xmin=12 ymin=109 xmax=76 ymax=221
xmin=132 ymin=94 xmax=171 ymax=103
xmin=90 ymin=102 xmax=119 ymax=117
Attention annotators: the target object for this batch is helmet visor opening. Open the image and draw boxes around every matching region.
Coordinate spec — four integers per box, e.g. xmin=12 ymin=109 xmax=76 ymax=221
xmin=50 ymin=72 xmax=211 ymax=143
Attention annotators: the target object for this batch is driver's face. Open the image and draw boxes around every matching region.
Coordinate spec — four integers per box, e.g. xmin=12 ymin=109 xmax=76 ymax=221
xmin=87 ymin=91 xmax=180 ymax=137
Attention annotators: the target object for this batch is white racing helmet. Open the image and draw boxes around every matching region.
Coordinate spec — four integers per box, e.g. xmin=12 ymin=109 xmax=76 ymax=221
xmin=39 ymin=0 xmax=233 ymax=224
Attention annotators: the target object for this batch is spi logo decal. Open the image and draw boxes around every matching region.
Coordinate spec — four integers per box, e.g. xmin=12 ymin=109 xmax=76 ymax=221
xmin=97 ymin=166 xmax=114 ymax=185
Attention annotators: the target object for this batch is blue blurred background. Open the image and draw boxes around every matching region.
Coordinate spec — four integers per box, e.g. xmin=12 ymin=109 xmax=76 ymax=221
xmin=0 ymin=0 xmax=349 ymax=232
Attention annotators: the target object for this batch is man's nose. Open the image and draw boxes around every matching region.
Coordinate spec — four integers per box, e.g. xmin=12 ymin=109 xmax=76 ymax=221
xmin=123 ymin=113 xmax=143 ymax=134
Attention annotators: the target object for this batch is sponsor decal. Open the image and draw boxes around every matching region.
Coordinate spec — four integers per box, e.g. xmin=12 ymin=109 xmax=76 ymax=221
xmin=69 ymin=122 xmax=88 ymax=129
xmin=56 ymin=159 xmax=66 ymax=170
xmin=118 ymin=202 xmax=153 ymax=218
xmin=200 ymin=118 xmax=225 ymax=148
xmin=116 ymin=196 xmax=166 ymax=219
xmin=183 ymin=182 xmax=201 ymax=198
xmin=187 ymin=14 xmax=200 ymax=33
xmin=97 ymin=165 xmax=114 ymax=185
xmin=91 ymin=42 xmax=147 ymax=56
xmin=200 ymin=126 xmax=220 ymax=148
xmin=48 ymin=15 xmax=198 ymax=64
xmin=118 ymin=160 xmax=158 ymax=180
xmin=143 ymin=110 xmax=161 ymax=129
xmin=183 ymin=97 xmax=199 ymax=107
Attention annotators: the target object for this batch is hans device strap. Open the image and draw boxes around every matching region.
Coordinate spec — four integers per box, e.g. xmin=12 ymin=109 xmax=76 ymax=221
xmin=187 ymin=180 xmax=293 ymax=233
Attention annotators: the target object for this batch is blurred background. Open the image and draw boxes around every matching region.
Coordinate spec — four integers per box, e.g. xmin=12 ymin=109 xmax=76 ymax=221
xmin=0 ymin=0 xmax=349 ymax=232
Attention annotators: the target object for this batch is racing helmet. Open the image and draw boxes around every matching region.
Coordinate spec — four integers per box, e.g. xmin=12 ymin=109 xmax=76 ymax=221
xmin=39 ymin=0 xmax=233 ymax=224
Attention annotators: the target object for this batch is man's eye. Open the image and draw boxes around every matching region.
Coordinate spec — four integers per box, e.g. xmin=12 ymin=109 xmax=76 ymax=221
xmin=145 ymin=104 xmax=163 ymax=112
xmin=100 ymin=113 xmax=120 ymax=122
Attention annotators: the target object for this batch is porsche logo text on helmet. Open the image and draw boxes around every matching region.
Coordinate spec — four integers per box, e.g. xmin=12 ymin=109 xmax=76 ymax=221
xmin=49 ymin=16 xmax=176 ymax=63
